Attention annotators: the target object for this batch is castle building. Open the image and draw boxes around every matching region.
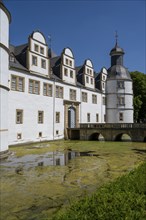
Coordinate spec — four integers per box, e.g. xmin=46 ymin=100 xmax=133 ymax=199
xmin=0 ymin=1 xmax=133 ymax=156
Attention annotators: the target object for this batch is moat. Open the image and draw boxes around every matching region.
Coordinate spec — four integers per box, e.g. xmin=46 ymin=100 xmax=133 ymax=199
xmin=0 ymin=140 xmax=146 ymax=220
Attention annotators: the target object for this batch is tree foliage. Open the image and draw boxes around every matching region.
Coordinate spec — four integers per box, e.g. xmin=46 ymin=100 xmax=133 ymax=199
xmin=130 ymin=71 xmax=146 ymax=122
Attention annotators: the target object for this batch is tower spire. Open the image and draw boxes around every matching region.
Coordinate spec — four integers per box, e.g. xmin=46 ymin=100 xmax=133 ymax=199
xmin=115 ymin=30 xmax=118 ymax=46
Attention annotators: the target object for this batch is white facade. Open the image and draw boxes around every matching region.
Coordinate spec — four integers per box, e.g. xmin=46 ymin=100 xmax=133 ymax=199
xmin=106 ymin=80 xmax=133 ymax=123
xmin=0 ymin=1 xmax=133 ymax=154
xmin=0 ymin=2 xmax=10 ymax=153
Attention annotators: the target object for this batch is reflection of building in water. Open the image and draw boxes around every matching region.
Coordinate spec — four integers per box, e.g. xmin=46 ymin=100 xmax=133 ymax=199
xmin=0 ymin=150 xmax=80 ymax=167
xmin=39 ymin=150 xmax=80 ymax=166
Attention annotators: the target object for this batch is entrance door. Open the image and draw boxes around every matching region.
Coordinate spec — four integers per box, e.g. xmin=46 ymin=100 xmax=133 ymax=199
xmin=68 ymin=106 xmax=76 ymax=128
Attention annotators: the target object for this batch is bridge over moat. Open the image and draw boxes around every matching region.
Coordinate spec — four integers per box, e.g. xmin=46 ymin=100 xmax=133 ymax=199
xmin=68 ymin=123 xmax=146 ymax=142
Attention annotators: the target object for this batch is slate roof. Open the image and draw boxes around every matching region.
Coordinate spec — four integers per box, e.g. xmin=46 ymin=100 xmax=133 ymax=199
xmin=8 ymin=43 xmax=102 ymax=92
xmin=107 ymin=65 xmax=131 ymax=80
xmin=48 ymin=48 xmax=58 ymax=58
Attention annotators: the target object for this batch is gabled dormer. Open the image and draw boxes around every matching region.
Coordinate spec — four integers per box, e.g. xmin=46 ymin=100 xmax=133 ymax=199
xmin=27 ymin=31 xmax=50 ymax=77
xmin=95 ymin=67 xmax=107 ymax=92
xmin=76 ymin=59 xmax=95 ymax=89
xmin=60 ymin=47 xmax=76 ymax=85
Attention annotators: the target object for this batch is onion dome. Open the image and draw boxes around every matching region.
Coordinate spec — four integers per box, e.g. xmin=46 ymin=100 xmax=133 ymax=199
xmin=110 ymin=42 xmax=124 ymax=56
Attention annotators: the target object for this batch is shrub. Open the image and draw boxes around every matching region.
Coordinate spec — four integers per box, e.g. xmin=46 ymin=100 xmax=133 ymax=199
xmin=54 ymin=162 xmax=146 ymax=220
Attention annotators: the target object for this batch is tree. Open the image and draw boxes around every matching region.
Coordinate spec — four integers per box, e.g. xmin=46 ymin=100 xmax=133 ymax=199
xmin=130 ymin=71 xmax=146 ymax=122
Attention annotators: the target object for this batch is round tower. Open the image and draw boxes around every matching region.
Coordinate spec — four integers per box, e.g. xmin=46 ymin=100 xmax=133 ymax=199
xmin=106 ymin=37 xmax=133 ymax=123
xmin=0 ymin=0 xmax=11 ymax=157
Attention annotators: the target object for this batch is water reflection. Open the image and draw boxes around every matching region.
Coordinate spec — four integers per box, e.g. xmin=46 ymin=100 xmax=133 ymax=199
xmin=0 ymin=150 xmax=98 ymax=169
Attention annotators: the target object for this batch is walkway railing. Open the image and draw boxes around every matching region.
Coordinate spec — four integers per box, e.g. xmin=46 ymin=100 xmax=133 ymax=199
xmin=79 ymin=123 xmax=146 ymax=129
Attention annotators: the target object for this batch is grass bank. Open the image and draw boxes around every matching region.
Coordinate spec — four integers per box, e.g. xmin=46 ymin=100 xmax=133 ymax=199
xmin=54 ymin=162 xmax=146 ymax=220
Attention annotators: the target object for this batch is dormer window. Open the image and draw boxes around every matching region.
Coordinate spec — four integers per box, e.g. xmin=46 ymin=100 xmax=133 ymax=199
xmin=40 ymin=47 xmax=44 ymax=55
xmin=65 ymin=58 xmax=68 ymax=65
xmin=34 ymin=44 xmax=39 ymax=52
xmin=32 ymin=55 xmax=37 ymax=66
xmin=64 ymin=68 xmax=68 ymax=76
xmin=86 ymin=76 xmax=89 ymax=83
xmin=102 ymin=75 xmax=106 ymax=81
xmin=10 ymin=54 xmax=15 ymax=62
xmin=70 ymin=70 xmax=73 ymax=78
xmin=41 ymin=59 xmax=46 ymax=69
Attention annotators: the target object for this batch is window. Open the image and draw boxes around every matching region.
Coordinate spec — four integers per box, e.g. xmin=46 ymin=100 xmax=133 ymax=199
xmin=38 ymin=111 xmax=44 ymax=124
xmin=70 ymin=70 xmax=73 ymax=78
xmin=86 ymin=76 xmax=89 ymax=83
xmin=91 ymin=78 xmax=93 ymax=84
xmin=102 ymin=97 xmax=106 ymax=105
xmin=56 ymin=112 xmax=60 ymax=123
xmin=56 ymin=86 xmax=63 ymax=98
xmin=119 ymin=112 xmax=124 ymax=121
xmin=34 ymin=44 xmax=39 ymax=52
xmin=69 ymin=60 xmax=72 ymax=66
xmin=43 ymin=83 xmax=52 ymax=96
xmin=56 ymin=158 xmax=60 ymax=166
xmin=64 ymin=68 xmax=68 ymax=76
xmin=118 ymin=97 xmax=125 ymax=105
xmin=87 ymin=68 xmax=89 ymax=74
xmin=29 ymin=79 xmax=40 ymax=95
xmin=117 ymin=81 xmax=124 ymax=89
xmin=10 ymin=54 xmax=15 ymax=62
xmin=16 ymin=110 xmax=23 ymax=124
xmin=90 ymin=69 xmax=92 ymax=75
xmin=39 ymin=132 xmax=42 ymax=137
xmin=56 ymin=130 xmax=59 ymax=135
xmin=96 ymin=114 xmax=99 ymax=122
xmin=17 ymin=133 xmax=22 ymax=139
xmin=102 ymin=82 xmax=105 ymax=89
xmin=40 ymin=47 xmax=44 ymax=55
xmin=11 ymin=75 xmax=17 ymax=90
xmin=82 ymin=92 xmax=87 ymax=102
xmin=92 ymin=94 xmax=97 ymax=104
xmin=87 ymin=113 xmax=90 ymax=122
xmin=102 ymin=75 xmax=106 ymax=81
xmin=11 ymin=75 xmax=24 ymax=92
xmin=32 ymin=55 xmax=37 ymax=66
xmin=104 ymin=114 xmax=106 ymax=122
xmin=70 ymin=89 xmax=76 ymax=101
xmin=41 ymin=59 xmax=46 ymax=69
xmin=65 ymin=58 xmax=68 ymax=65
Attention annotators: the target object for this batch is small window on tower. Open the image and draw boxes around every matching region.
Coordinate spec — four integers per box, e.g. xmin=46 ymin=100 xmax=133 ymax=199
xmin=117 ymin=81 xmax=124 ymax=89
xmin=119 ymin=112 xmax=124 ymax=121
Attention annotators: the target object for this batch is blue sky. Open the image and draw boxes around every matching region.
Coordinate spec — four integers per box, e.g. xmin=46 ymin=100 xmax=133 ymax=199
xmin=4 ymin=0 xmax=146 ymax=73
